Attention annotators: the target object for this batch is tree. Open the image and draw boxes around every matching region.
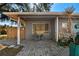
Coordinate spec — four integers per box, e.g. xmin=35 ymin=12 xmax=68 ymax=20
xmin=38 ymin=3 xmax=53 ymax=12
xmin=0 ymin=3 xmax=53 ymax=12
xmin=0 ymin=4 xmax=7 ymax=11
xmin=64 ymin=6 xmax=75 ymax=36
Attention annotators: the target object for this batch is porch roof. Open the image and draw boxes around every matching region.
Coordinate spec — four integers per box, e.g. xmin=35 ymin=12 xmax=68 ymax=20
xmin=3 ymin=12 xmax=79 ymax=20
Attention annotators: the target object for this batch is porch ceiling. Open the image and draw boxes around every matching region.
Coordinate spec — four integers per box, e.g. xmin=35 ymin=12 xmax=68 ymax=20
xmin=3 ymin=12 xmax=79 ymax=20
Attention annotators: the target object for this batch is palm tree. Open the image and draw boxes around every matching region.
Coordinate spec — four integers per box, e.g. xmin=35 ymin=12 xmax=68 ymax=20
xmin=65 ymin=6 xmax=75 ymax=36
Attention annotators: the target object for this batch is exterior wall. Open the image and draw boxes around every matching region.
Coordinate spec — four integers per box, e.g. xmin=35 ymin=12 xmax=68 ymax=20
xmin=58 ymin=18 xmax=79 ymax=38
xmin=6 ymin=27 xmax=25 ymax=40
xmin=25 ymin=19 xmax=55 ymax=40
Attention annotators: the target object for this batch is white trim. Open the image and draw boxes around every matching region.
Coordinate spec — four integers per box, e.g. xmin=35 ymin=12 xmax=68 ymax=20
xmin=56 ymin=16 xmax=59 ymax=42
xmin=17 ymin=17 xmax=20 ymax=45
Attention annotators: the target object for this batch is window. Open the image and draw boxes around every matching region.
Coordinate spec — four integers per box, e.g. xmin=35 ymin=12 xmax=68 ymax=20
xmin=32 ymin=23 xmax=49 ymax=35
xmin=62 ymin=23 xmax=67 ymax=32
xmin=62 ymin=23 xmax=67 ymax=28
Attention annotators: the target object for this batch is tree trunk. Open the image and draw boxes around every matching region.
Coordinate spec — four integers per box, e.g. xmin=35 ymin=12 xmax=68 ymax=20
xmin=67 ymin=14 xmax=72 ymax=36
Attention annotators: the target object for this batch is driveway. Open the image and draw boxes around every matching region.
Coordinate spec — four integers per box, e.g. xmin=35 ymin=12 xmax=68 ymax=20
xmin=16 ymin=40 xmax=69 ymax=56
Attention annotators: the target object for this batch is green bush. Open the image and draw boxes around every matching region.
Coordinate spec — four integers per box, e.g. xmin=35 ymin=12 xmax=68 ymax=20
xmin=75 ymin=34 xmax=79 ymax=45
xmin=58 ymin=37 xmax=70 ymax=46
xmin=0 ymin=30 xmax=7 ymax=35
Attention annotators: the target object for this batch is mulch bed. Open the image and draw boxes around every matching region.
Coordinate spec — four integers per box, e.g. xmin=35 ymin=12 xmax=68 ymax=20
xmin=0 ymin=45 xmax=23 ymax=56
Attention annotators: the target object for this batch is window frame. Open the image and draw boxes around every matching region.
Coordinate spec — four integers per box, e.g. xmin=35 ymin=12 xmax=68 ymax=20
xmin=32 ymin=23 xmax=49 ymax=35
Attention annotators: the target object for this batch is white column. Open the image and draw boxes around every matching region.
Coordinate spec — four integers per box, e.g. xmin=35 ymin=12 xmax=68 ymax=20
xmin=56 ymin=16 xmax=59 ymax=42
xmin=17 ymin=17 xmax=20 ymax=45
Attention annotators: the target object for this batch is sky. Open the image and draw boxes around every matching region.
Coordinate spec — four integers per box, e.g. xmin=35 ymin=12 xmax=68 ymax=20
xmin=50 ymin=3 xmax=79 ymax=13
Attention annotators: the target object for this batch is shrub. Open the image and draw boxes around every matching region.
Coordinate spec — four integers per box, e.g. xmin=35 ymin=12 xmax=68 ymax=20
xmin=75 ymin=34 xmax=79 ymax=45
xmin=0 ymin=30 xmax=7 ymax=35
xmin=58 ymin=37 xmax=71 ymax=46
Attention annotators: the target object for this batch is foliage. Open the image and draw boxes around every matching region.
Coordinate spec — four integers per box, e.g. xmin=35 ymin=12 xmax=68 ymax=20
xmin=65 ymin=6 xmax=75 ymax=14
xmin=75 ymin=33 xmax=79 ymax=45
xmin=0 ymin=3 xmax=53 ymax=12
xmin=58 ymin=38 xmax=68 ymax=46
xmin=58 ymin=36 xmax=73 ymax=46
xmin=0 ymin=30 xmax=7 ymax=35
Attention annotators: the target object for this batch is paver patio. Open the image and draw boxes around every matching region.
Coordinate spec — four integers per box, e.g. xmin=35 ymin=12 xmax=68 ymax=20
xmin=0 ymin=39 xmax=69 ymax=56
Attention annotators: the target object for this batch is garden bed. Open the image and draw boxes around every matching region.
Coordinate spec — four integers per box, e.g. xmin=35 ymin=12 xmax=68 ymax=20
xmin=0 ymin=44 xmax=23 ymax=56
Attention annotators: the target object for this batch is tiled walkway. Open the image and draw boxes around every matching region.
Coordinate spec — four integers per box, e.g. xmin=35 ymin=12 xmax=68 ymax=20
xmin=0 ymin=39 xmax=69 ymax=56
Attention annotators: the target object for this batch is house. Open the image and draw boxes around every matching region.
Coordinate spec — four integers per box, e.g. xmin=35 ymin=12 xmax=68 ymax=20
xmin=2 ymin=12 xmax=79 ymax=45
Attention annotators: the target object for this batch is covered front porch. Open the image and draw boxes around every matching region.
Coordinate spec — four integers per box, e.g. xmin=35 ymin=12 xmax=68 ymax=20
xmin=3 ymin=12 xmax=79 ymax=45
xmin=3 ymin=12 xmax=60 ymax=45
xmin=0 ymin=12 xmax=73 ymax=56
